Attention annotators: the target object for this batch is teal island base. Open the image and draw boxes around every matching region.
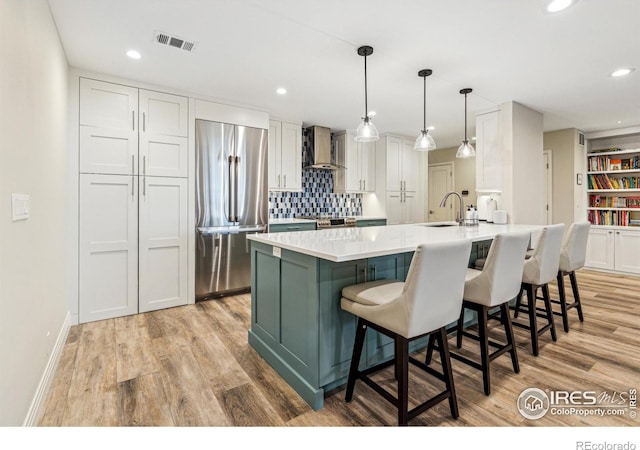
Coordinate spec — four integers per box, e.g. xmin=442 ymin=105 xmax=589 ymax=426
xmin=247 ymin=240 xmax=489 ymax=410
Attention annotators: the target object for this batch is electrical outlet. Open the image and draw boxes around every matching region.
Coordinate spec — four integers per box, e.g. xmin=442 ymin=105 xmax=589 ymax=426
xmin=12 ymin=193 xmax=30 ymax=221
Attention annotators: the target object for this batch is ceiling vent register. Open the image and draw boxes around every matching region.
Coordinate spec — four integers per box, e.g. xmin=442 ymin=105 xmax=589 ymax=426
xmin=154 ymin=31 xmax=197 ymax=52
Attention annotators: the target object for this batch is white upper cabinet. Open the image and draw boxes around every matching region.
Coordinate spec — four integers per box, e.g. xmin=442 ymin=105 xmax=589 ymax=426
xmin=385 ymin=135 xmax=419 ymax=192
xmin=80 ymin=79 xmax=188 ymax=177
xmin=475 ymin=108 xmax=502 ymax=192
xmin=139 ymin=89 xmax=188 ymax=138
xmin=268 ymin=119 xmax=301 ymax=191
xmin=333 ymin=131 xmax=376 ymax=193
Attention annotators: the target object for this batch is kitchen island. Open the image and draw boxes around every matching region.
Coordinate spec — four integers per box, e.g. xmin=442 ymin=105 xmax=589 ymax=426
xmin=246 ymin=222 xmax=542 ymax=410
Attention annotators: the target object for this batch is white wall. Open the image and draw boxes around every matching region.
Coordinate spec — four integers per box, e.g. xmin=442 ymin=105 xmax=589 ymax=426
xmin=0 ymin=0 xmax=70 ymax=425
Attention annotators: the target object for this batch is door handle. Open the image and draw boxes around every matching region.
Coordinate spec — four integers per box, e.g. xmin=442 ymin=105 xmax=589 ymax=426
xmin=143 ymin=176 xmax=146 ymax=196
xmin=132 ymin=111 xmax=135 ymax=130
xmin=143 ymin=156 xmax=146 ymax=175
xmin=234 ymin=156 xmax=240 ymax=222
xmin=429 ymin=210 xmax=434 ymax=214
xmin=228 ymin=155 xmax=233 ymax=222
xmin=284 ymin=174 xmax=287 ymax=188
xmin=371 ymin=265 xmax=377 ymax=281
xmin=142 ymin=112 xmax=146 ymax=132
xmin=278 ymin=174 xmax=281 ymax=187
xmin=361 ymin=266 xmax=368 ymax=283
xmin=131 ymin=155 xmax=135 ymax=175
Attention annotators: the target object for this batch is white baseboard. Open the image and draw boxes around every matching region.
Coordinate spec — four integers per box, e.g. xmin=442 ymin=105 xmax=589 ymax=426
xmin=23 ymin=312 xmax=72 ymax=427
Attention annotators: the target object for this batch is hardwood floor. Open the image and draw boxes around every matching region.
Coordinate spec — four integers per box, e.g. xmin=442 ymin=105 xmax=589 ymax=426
xmin=39 ymin=269 xmax=640 ymax=427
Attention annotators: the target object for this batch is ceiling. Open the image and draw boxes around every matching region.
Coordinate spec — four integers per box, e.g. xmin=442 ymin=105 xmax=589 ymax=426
xmin=47 ymin=0 xmax=640 ymax=149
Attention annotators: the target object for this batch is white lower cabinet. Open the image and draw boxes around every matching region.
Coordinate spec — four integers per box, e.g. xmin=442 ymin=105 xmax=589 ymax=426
xmin=79 ymin=174 xmax=188 ymax=322
xmin=385 ymin=191 xmax=420 ymax=225
xmin=585 ymin=228 xmax=640 ymax=274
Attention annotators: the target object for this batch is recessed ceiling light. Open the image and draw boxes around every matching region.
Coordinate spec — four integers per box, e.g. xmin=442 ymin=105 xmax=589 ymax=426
xmin=611 ymin=68 xmax=635 ymax=77
xmin=368 ymin=111 xmax=376 ymax=117
xmin=276 ymin=87 xmax=287 ymax=95
xmin=126 ymin=49 xmax=141 ymax=59
xmin=617 ymin=121 xmax=623 ymax=124
xmin=546 ymin=0 xmax=574 ymax=13
xmin=428 ymin=126 xmax=435 ymax=130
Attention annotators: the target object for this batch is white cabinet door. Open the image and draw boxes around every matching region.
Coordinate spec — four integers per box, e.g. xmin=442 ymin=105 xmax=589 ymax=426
xmin=79 ymin=174 xmax=138 ymax=323
xmin=138 ymin=177 xmax=188 ymax=313
xmin=79 ymin=126 xmax=137 ymax=175
xmin=476 ymin=110 xmax=502 ymax=192
xmin=401 ymin=139 xmax=420 ymax=192
xmin=361 ymin=141 xmax=376 ymax=192
xmin=268 ymin=120 xmax=282 ymax=189
xmin=346 ymin=138 xmax=362 ymax=192
xmin=80 ymin=78 xmax=138 ymax=131
xmin=139 ymin=90 xmax=188 ymax=138
xmin=280 ymin=122 xmax=301 ymax=190
xmin=402 ymin=192 xmax=420 ymax=223
xmin=585 ymin=228 xmax=614 ymax=270
xmin=140 ymin=134 xmax=188 ymax=177
xmin=385 ymin=192 xmax=402 ymax=225
xmin=385 ymin=136 xmax=402 ymax=191
xmin=614 ymin=230 xmax=640 ymax=274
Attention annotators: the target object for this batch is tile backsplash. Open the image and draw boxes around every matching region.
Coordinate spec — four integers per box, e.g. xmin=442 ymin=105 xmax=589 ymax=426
xmin=269 ymin=169 xmax=362 ymax=219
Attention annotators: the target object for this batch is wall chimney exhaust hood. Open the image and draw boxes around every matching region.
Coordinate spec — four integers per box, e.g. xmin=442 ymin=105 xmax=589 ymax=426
xmin=303 ymin=126 xmax=345 ymax=170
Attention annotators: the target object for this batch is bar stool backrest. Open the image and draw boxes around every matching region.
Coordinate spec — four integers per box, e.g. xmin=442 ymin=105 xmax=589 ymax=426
xmin=559 ymin=222 xmax=591 ymax=273
xmin=401 ymin=240 xmax=472 ymax=338
xmin=523 ymin=224 xmax=566 ymax=286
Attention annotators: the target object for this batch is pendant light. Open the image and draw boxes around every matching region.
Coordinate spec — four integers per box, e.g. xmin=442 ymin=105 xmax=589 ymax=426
xmin=355 ymin=46 xmax=379 ymax=142
xmin=414 ymin=69 xmax=436 ymax=151
xmin=456 ymin=88 xmax=476 ymax=158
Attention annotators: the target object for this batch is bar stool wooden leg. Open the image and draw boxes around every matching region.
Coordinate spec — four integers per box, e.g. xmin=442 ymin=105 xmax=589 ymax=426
xmin=514 ymin=288 xmax=523 ymax=318
xmin=345 ymin=319 xmax=367 ymax=402
xmin=395 ymin=337 xmax=409 ymax=426
xmin=542 ymin=284 xmax=557 ymax=342
xmin=569 ymin=271 xmax=585 ymax=322
xmin=500 ymin=302 xmax=520 ymax=374
xmin=437 ymin=327 xmax=459 ymax=419
xmin=524 ymin=284 xmax=539 ymax=356
xmin=425 ymin=332 xmax=436 ymax=365
xmin=556 ymin=271 xmax=570 ymax=332
xmin=456 ymin=308 xmax=464 ymax=349
xmin=478 ymin=306 xmax=490 ymax=396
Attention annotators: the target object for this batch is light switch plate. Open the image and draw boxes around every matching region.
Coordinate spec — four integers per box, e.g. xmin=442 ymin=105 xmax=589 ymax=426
xmin=11 ymin=193 xmax=30 ymax=221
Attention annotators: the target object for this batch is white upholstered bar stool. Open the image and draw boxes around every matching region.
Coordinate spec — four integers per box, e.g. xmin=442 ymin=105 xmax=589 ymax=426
xmin=554 ymin=222 xmax=591 ymax=332
xmin=427 ymin=231 xmax=530 ymax=396
xmin=511 ymin=224 xmax=565 ymax=356
xmin=341 ymin=240 xmax=472 ymax=426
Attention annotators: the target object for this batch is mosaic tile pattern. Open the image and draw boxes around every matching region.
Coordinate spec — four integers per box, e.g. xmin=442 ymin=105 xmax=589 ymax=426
xmin=269 ymin=168 xmax=362 ymax=218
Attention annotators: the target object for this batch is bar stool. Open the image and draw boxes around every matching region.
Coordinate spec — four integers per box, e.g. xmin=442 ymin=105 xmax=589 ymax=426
xmin=341 ymin=240 xmax=472 ymax=426
xmin=554 ymin=222 xmax=591 ymax=332
xmin=427 ymin=231 xmax=530 ymax=396
xmin=511 ymin=224 xmax=565 ymax=356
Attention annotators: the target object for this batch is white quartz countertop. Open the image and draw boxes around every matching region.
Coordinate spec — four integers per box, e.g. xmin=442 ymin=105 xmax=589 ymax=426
xmin=248 ymin=222 xmax=543 ymax=262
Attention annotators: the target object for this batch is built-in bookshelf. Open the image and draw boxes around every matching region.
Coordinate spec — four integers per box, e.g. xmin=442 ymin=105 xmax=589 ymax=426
xmin=586 ymin=130 xmax=640 ymax=227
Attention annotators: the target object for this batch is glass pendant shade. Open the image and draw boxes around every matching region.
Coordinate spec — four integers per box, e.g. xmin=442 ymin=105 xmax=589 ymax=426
xmin=356 ymin=116 xmax=379 ymax=142
xmin=456 ymin=140 xmax=476 ymax=158
xmin=414 ymin=129 xmax=436 ymax=151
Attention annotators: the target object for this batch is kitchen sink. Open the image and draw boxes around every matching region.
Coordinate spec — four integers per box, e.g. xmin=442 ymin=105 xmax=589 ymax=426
xmin=423 ymin=222 xmax=459 ymax=227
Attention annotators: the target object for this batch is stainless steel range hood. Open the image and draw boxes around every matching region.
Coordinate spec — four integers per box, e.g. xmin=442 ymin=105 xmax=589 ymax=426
xmin=303 ymin=125 xmax=345 ymax=170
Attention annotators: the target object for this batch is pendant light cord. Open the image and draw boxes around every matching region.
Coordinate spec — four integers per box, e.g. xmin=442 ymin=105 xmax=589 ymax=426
xmin=464 ymin=91 xmax=468 ymax=141
xmin=364 ymin=53 xmax=368 ymax=118
xmin=423 ymin=76 xmax=427 ymax=131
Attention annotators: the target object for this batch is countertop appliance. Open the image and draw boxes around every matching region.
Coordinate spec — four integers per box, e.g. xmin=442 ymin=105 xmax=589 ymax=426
xmin=297 ymin=215 xmax=357 ymax=229
xmin=195 ymin=119 xmax=268 ymax=300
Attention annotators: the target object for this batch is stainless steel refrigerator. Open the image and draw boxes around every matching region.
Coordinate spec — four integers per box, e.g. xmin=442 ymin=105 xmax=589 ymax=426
xmin=195 ymin=119 xmax=268 ymax=300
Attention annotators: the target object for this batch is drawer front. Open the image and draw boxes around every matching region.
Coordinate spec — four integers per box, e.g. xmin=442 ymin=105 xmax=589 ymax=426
xmin=356 ymin=219 xmax=387 ymax=228
xmin=269 ymin=223 xmax=316 ymax=233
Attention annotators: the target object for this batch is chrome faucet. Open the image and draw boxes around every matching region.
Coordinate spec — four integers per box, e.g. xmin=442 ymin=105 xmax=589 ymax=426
xmin=440 ymin=191 xmax=465 ymax=225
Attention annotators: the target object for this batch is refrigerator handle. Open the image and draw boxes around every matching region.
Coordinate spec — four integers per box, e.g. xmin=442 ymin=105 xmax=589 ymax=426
xmin=234 ymin=156 xmax=240 ymax=222
xmin=227 ymin=155 xmax=233 ymax=222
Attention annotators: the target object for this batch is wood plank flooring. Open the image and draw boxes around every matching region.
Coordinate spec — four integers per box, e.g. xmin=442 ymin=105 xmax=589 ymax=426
xmin=39 ymin=269 xmax=640 ymax=427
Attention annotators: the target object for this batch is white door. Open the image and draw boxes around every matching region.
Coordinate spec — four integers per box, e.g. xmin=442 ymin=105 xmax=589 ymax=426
xmin=585 ymin=228 xmax=614 ymax=270
xmin=80 ymin=78 xmax=138 ymax=131
xmin=139 ymin=176 xmax=188 ymax=313
xmin=280 ymin=122 xmax=301 ymax=190
xmin=614 ymin=230 xmax=640 ymax=274
xmin=139 ymin=90 xmax=188 ymax=137
xmin=268 ymin=120 xmax=282 ymax=189
xmin=543 ymin=150 xmax=553 ymax=224
xmin=428 ymin=163 xmax=454 ymax=222
xmin=79 ymin=174 xmax=138 ymax=323
xmin=402 ymin=139 xmax=420 ymax=192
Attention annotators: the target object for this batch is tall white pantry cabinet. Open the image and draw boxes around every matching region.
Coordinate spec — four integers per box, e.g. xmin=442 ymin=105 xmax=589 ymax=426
xmin=78 ymin=78 xmax=189 ymax=323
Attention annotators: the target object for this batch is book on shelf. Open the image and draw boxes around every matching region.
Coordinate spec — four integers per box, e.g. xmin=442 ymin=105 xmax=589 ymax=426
xmin=622 ymin=159 xmax=631 ymax=170
xmin=610 ymin=159 xmax=622 ymax=170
